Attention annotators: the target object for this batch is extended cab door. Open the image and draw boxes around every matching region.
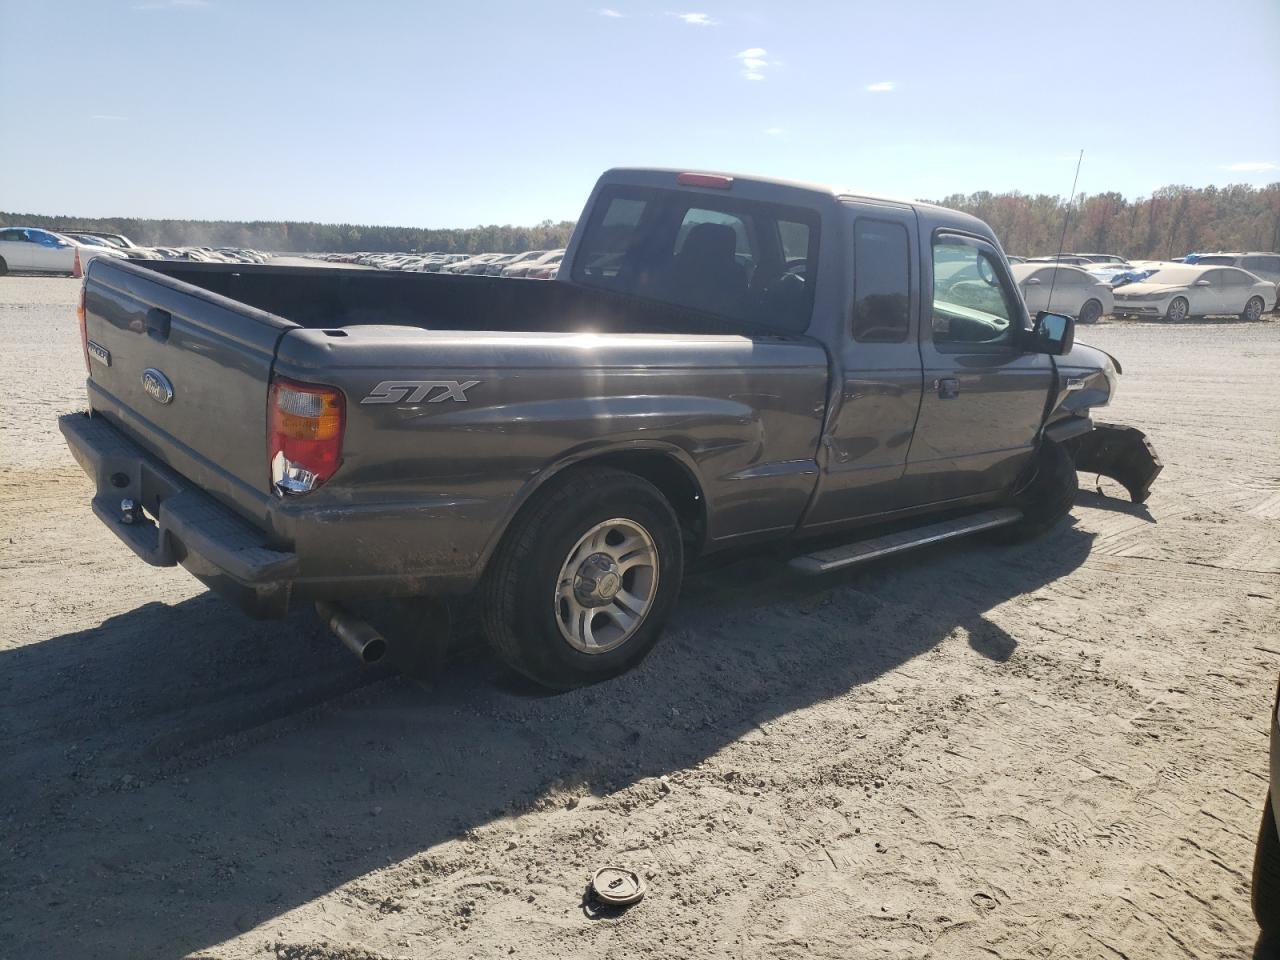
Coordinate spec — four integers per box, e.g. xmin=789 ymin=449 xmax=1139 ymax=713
xmin=904 ymin=232 xmax=1053 ymax=501
xmin=801 ymin=202 xmax=925 ymax=528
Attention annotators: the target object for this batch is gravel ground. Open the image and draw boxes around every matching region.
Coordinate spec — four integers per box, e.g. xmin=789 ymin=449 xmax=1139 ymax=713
xmin=1 ymin=276 xmax=1277 ymax=960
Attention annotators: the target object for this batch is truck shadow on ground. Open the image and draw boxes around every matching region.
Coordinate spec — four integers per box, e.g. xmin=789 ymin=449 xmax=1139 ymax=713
xmin=0 ymin=521 xmax=1097 ymax=958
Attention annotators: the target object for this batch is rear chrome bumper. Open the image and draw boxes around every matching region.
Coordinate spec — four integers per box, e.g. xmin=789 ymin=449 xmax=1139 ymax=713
xmin=60 ymin=412 xmax=297 ymax=618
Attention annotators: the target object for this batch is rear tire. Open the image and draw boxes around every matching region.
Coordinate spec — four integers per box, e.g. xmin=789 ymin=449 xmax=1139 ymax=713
xmin=480 ymin=466 xmax=684 ymax=691
xmin=1165 ymin=296 xmax=1189 ymax=322
xmin=1242 ymin=296 xmax=1265 ymax=322
xmin=990 ymin=440 xmax=1078 ymax=543
xmin=0 ymin=256 xmax=7 ymax=277
xmin=1078 ymin=299 xmax=1103 ymax=325
xmin=1255 ymin=792 xmax=1280 ymax=939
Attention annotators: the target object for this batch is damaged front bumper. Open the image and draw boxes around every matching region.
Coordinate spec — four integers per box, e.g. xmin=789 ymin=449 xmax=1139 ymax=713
xmin=1059 ymin=420 xmax=1163 ymax=504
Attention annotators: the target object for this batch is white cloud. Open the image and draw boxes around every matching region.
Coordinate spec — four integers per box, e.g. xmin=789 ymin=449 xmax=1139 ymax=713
xmin=764 ymin=128 xmax=784 ymax=136
xmin=673 ymin=12 xmax=718 ymax=26
xmin=865 ymin=81 xmax=895 ymax=93
xmin=597 ymin=7 xmax=624 ymax=16
xmin=1222 ymin=161 xmax=1277 ymax=172
xmin=735 ymin=47 xmax=770 ymax=81
xmin=91 ymin=114 xmax=129 ymax=121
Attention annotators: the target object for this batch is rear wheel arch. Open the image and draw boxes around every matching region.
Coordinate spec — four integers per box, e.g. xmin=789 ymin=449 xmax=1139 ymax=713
xmin=480 ymin=445 xmax=708 ymax=576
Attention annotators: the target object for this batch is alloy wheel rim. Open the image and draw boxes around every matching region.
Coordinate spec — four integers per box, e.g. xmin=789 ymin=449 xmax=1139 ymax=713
xmin=1170 ymin=299 xmax=1187 ymax=321
xmin=554 ymin=518 xmax=659 ymax=654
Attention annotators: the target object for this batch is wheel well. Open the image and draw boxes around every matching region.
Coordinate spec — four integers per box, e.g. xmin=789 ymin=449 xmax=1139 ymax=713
xmin=587 ymin=451 xmax=707 ymax=554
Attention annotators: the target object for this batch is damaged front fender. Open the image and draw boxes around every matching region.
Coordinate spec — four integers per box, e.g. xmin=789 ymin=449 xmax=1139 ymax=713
xmin=1063 ymin=422 xmax=1163 ymax=504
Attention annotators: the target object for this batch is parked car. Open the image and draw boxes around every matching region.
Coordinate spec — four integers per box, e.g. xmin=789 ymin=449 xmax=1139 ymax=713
xmin=450 ymin=253 xmax=506 ymax=275
xmin=503 ymin=249 xmax=565 ymax=278
xmin=1112 ymin=264 xmax=1276 ymax=321
xmin=1068 ymin=253 xmax=1129 ymax=265
xmin=1005 ymin=255 xmax=1027 ymax=264
xmin=58 ymin=230 xmax=165 ymax=260
xmin=1188 ymin=252 xmax=1280 ymax=300
xmin=1255 ymin=677 xmax=1280 ymax=944
xmin=479 ymin=253 xmax=521 ymax=276
xmin=61 ymin=166 xmax=1162 ymax=691
xmin=495 ymin=250 xmax=550 ymax=276
xmin=0 ymin=227 xmax=126 ymax=275
xmin=524 ymin=251 xmax=564 ymax=279
xmin=1011 ymin=263 xmax=1113 ymax=324
xmin=1026 ymin=254 xmax=1094 ymax=266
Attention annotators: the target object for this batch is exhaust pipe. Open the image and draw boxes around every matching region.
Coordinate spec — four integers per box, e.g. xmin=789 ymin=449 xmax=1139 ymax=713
xmin=315 ymin=601 xmax=388 ymax=664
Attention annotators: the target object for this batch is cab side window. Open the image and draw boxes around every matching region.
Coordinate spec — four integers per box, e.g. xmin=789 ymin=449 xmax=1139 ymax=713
xmin=852 ymin=219 xmax=910 ymax=343
xmin=931 ymin=235 xmax=1019 ymax=346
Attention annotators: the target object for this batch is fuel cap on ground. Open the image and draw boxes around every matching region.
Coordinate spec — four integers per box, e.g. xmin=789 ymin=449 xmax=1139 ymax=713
xmin=588 ymin=866 xmax=647 ymax=909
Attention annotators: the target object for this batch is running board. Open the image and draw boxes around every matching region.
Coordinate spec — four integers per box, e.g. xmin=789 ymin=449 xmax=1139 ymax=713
xmin=789 ymin=507 xmax=1023 ymax=575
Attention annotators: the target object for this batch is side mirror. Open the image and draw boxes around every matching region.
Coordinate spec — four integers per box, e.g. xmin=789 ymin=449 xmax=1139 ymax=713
xmin=1193 ymin=279 xmax=1211 ymax=286
xmin=1029 ymin=311 xmax=1074 ymax=356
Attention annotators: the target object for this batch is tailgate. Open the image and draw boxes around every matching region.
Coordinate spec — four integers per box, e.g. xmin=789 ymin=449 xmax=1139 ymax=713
xmin=81 ymin=258 xmax=295 ymax=525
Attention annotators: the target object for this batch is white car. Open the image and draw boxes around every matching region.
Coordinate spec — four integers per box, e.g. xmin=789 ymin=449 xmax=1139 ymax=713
xmin=0 ymin=227 xmax=127 ymax=276
xmin=525 ymin=251 xmax=564 ymax=279
xmin=1190 ymin=253 xmax=1280 ymax=306
xmin=503 ymin=249 xmax=565 ymax=278
xmin=1011 ymin=262 xmax=1113 ymax=324
xmin=1112 ymin=264 xmax=1276 ymax=321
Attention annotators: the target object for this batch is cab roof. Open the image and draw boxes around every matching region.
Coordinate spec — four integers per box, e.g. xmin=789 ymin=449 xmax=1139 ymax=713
xmin=598 ymin=167 xmax=997 ymax=239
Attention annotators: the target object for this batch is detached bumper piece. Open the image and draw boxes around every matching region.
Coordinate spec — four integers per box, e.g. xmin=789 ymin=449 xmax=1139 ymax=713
xmin=59 ymin=412 xmax=297 ymax=618
xmin=1065 ymin=421 xmax=1163 ymax=504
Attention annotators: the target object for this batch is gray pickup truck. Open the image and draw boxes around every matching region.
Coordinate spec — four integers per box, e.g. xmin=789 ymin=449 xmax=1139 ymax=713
xmin=61 ymin=167 xmax=1160 ymax=689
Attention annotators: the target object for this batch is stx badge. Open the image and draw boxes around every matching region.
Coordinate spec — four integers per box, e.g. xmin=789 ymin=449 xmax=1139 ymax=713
xmin=361 ymin=380 xmax=481 ymax=404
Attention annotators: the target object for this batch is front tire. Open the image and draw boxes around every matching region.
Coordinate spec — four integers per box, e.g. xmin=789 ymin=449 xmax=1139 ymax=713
xmin=1242 ymin=296 xmax=1265 ymax=322
xmin=1165 ymin=296 xmax=1190 ymax=322
xmin=1078 ymin=299 xmax=1103 ymax=325
xmin=1255 ymin=792 xmax=1280 ymax=939
xmin=991 ymin=439 xmax=1078 ymax=543
xmin=480 ymin=466 xmax=684 ymax=690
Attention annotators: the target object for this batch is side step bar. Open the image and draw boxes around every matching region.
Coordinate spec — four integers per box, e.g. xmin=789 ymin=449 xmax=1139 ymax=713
xmin=789 ymin=507 xmax=1022 ymax=575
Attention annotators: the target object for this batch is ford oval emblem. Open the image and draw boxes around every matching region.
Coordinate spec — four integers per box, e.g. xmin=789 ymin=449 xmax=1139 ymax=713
xmin=141 ymin=368 xmax=174 ymax=405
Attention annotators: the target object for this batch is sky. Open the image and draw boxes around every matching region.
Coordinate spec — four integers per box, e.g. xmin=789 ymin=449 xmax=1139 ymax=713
xmin=2 ymin=0 xmax=1279 ymax=228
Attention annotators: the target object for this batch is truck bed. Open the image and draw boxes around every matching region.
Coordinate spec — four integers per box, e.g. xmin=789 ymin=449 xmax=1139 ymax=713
xmin=129 ymin=259 xmax=775 ymax=337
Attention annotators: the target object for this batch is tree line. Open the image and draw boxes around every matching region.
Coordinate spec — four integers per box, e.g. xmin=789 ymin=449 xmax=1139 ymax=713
xmin=5 ymin=182 xmax=1278 ymax=257
xmin=932 ymin=182 xmax=1280 ymax=258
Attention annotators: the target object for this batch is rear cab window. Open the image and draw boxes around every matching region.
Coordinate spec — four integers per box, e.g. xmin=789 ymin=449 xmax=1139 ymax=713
xmin=572 ymin=185 xmax=821 ymax=333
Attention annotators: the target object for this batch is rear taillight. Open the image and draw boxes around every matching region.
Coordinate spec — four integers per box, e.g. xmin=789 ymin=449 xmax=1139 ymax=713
xmin=268 ymin=377 xmax=346 ymax=496
xmin=77 ymin=282 xmax=89 ymax=372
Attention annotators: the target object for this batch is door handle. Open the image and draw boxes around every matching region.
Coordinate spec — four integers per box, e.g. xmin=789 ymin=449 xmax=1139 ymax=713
xmin=934 ymin=377 xmax=960 ymax=399
xmin=145 ymin=308 xmax=171 ymax=342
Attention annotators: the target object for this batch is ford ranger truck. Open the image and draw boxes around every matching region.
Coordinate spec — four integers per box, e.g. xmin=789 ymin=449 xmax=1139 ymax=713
xmin=61 ymin=167 xmax=1161 ymax=689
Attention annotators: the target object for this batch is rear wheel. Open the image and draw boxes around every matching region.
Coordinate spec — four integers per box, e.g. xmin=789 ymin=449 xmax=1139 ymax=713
xmin=1165 ymin=296 xmax=1189 ymax=322
xmin=990 ymin=439 xmax=1078 ymax=543
xmin=1242 ymin=296 xmax=1265 ymax=322
xmin=1078 ymin=299 xmax=1103 ymax=325
xmin=0 ymin=256 xmax=7 ymax=277
xmin=480 ymin=466 xmax=684 ymax=690
xmin=1255 ymin=792 xmax=1280 ymax=939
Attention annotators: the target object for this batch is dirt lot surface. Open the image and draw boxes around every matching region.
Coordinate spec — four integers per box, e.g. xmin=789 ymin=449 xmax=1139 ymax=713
xmin=1 ymin=276 xmax=1277 ymax=959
